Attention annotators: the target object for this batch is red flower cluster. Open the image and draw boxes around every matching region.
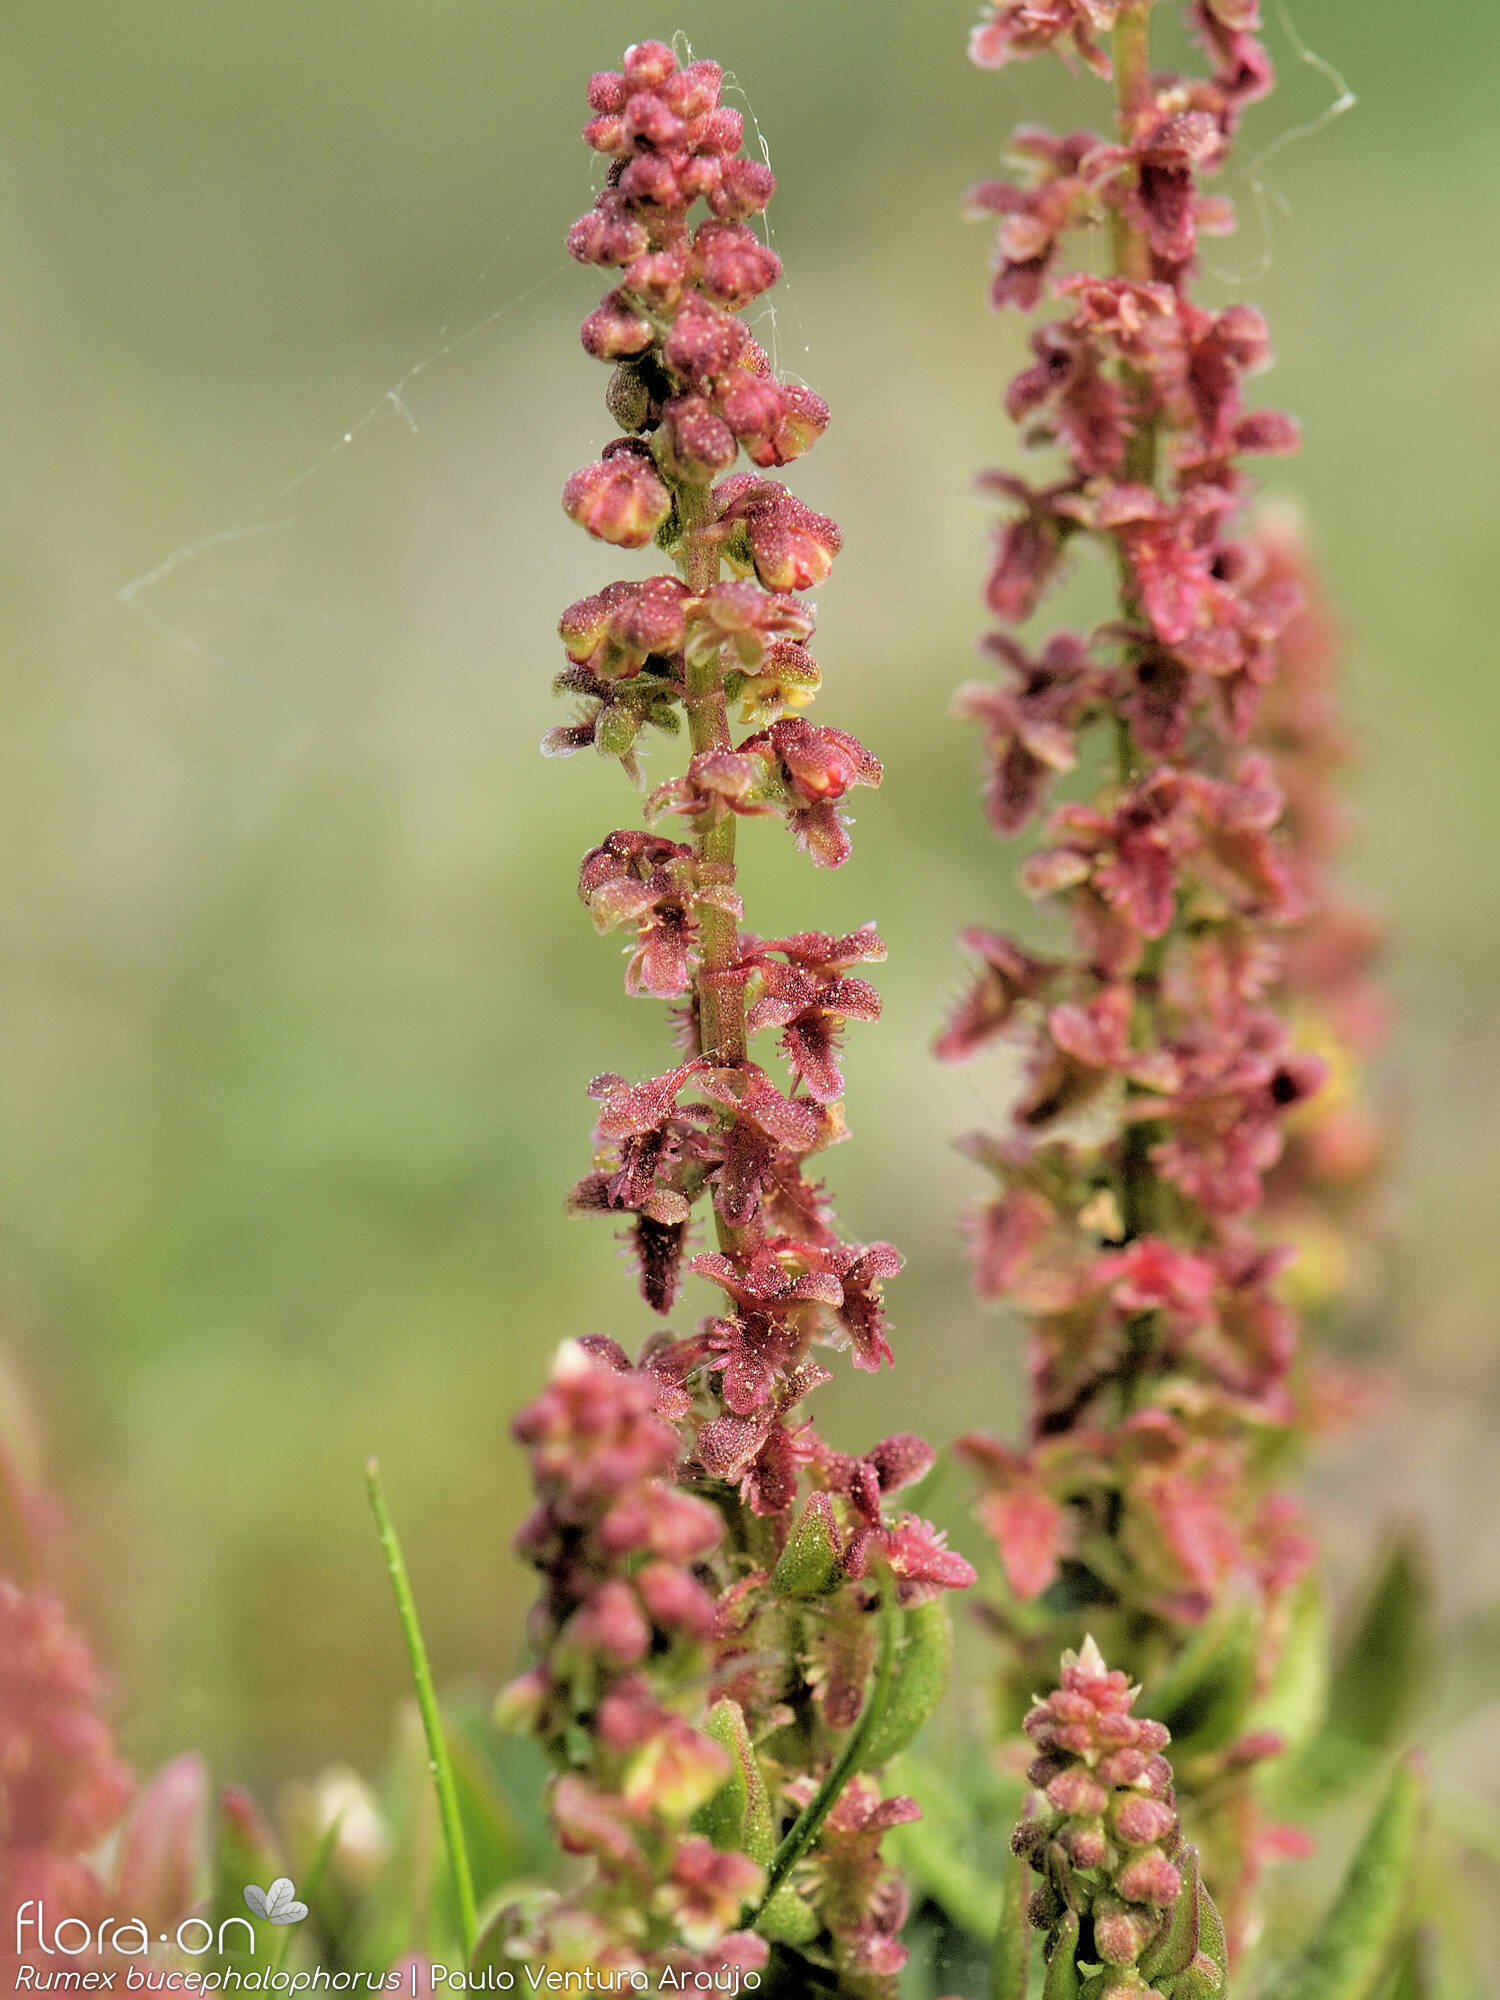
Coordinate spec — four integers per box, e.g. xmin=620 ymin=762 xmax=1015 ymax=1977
xmin=0 ymin=1583 xmax=135 ymax=1967
xmin=0 ymin=1388 xmax=214 ymax=1985
xmin=1012 ymin=1637 xmax=1228 ymax=1998
xmin=551 ymin=38 xmax=924 ymax=1535
xmin=515 ymin=42 xmax=973 ymax=1986
xmin=945 ymin=0 xmax=1366 ymax=1944
xmin=498 ymin=1342 xmax=767 ymax=1980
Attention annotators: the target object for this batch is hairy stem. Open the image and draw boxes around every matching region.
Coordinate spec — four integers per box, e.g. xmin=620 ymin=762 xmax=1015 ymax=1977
xmin=1110 ymin=5 xmax=1165 ymax=1289
xmin=677 ymin=480 xmax=746 ymax=1071
xmin=365 ymin=1458 xmax=479 ymax=1963
xmin=753 ymin=1572 xmax=900 ymax=1917
xmin=675 ymin=480 xmax=753 ymax=1266
xmin=1112 ymin=3 xmax=1156 ymax=218
xmin=1111 ymin=3 xmax=1160 ymax=492
xmin=1108 ymin=0 xmax=1160 ymax=784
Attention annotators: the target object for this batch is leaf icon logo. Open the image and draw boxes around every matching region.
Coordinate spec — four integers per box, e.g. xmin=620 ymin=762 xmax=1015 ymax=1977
xmin=243 ymin=1878 xmax=310 ymax=1925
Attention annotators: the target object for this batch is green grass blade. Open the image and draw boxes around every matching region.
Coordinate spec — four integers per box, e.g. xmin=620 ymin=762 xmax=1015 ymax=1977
xmin=365 ymin=1456 xmax=479 ymax=1963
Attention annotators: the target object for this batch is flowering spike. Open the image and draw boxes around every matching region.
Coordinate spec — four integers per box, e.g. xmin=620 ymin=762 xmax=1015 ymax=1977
xmin=949 ymin=0 xmax=1388 ymax=1958
xmin=1014 ymin=1644 xmax=1227 ymax=1997
xmin=509 ymin=40 xmax=970 ymax=1981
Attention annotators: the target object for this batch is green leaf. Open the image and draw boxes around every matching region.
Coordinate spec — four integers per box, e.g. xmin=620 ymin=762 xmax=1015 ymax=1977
xmin=770 ymin=1492 xmax=843 ymax=1598
xmin=1168 ymin=1896 xmax=1228 ymax=1998
xmin=1324 ymin=1538 xmax=1434 ymax=1756
xmin=1144 ymin=1589 xmax=1259 ymax=1755
xmin=211 ymin=1788 xmax=283 ymax=1964
xmin=444 ymin=1711 xmax=534 ymax=1906
xmin=988 ymin=1845 xmax=1030 ymax=2000
xmin=1247 ymin=1571 xmax=1330 ymax=1757
xmin=1376 ymin=1926 xmax=1438 ymax=2000
xmin=596 ymin=705 xmax=642 ymax=758
xmin=757 ymin=1883 xmax=822 ymax=1948
xmin=1270 ymin=1750 xmax=1427 ymax=2000
xmin=1040 ymin=1911 xmax=1081 ymax=2000
xmin=859 ymin=1598 xmax=954 ymax=1769
xmin=695 ymin=1698 xmax=774 ymax=1861
xmin=754 ymin=1570 xmax=899 ymax=1916
xmin=1137 ymin=1845 xmax=1228 ymax=1999
xmin=1140 ymin=1843 xmax=1206 ymax=1983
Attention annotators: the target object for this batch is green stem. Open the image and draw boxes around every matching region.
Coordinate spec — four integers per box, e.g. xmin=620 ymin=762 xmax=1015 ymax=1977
xmin=1110 ymin=2 xmax=1160 ymax=495
xmin=677 ymin=479 xmax=745 ymax=1071
xmin=1106 ymin=0 xmax=1168 ymax=1276
xmin=365 ymin=1458 xmax=479 ymax=1964
xmin=674 ymin=478 xmax=752 ymax=1265
xmin=1112 ymin=4 xmax=1156 ymax=177
xmin=753 ymin=1571 xmax=900 ymax=1916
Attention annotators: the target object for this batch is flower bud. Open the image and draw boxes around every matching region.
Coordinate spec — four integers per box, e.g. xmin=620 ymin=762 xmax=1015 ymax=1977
xmin=114 ymin=1754 xmax=208 ymax=1932
xmin=623 ymin=1718 xmax=728 ymax=1822
xmin=762 ymin=384 xmax=829 ymax=467
xmin=1093 ymin=1894 xmax=1161 ymax=1967
xmin=716 ymin=370 xmax=785 ymax=445
xmin=622 ymin=39 xmax=676 ymax=87
xmin=770 ymin=720 xmax=880 ymax=804
xmin=693 ymin=106 xmax=744 ymax=156
xmin=656 ymin=396 xmax=738 ymax=481
xmin=663 ymin=60 xmax=722 ymax=120
xmin=563 ymin=448 xmax=671 ymax=549
xmin=694 ymin=221 xmax=781 ymax=309
xmin=586 ymin=72 xmax=626 ymax=115
xmin=1046 ymin=1766 xmax=1109 ymax=1816
xmin=708 ymin=157 xmax=775 ymax=219
xmin=1113 ymin=1794 xmax=1177 ymax=1848
xmin=663 ymin=304 xmax=748 ymax=384
xmin=680 ymin=160 xmax=724 ymax=208
xmin=1064 ymin=1819 xmax=1108 ymax=1868
xmin=568 ymin=207 xmax=649 ymax=267
xmin=635 ymin=1560 xmax=717 ymax=1640
xmin=608 ymin=576 xmax=690 ymax=664
xmin=580 ymin=290 xmax=655 ymax=361
xmin=1116 ymin=1848 xmax=1183 ymax=1908
xmin=494 ymin=1669 xmax=547 ymax=1734
xmin=624 ymin=91 xmax=686 ymax=150
xmin=620 ymin=151 xmax=681 ymax=206
xmin=582 ymin=112 xmax=626 ymax=153
xmin=567 ymin=1577 xmax=652 ymax=1667
xmin=719 ymin=484 xmax=841 ymax=592
xmin=623 ymin=246 xmax=690 ymax=310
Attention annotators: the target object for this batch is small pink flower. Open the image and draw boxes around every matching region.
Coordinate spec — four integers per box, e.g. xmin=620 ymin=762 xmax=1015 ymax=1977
xmin=563 ymin=447 xmax=672 ymax=549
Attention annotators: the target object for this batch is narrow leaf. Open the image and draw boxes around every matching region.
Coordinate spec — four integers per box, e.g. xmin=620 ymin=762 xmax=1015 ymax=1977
xmin=1248 ymin=1572 xmax=1330 ymax=1757
xmin=1140 ymin=1842 xmax=1205 ymax=1982
xmin=1145 ymin=1589 xmax=1259 ymax=1754
xmin=859 ymin=1598 xmax=954 ymax=1770
xmin=989 ymin=1845 xmax=1030 ymax=2000
xmin=1271 ymin=1751 xmax=1427 ymax=2000
xmin=695 ymin=1698 xmax=774 ymax=1861
xmin=1325 ymin=1538 xmax=1433 ymax=1754
xmin=365 ymin=1458 xmax=479 ymax=1964
xmin=1040 ymin=1910 xmax=1081 ymax=2000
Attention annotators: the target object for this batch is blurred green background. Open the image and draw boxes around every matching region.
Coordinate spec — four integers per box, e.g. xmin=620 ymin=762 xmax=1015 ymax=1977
xmin=0 ymin=0 xmax=1496 ymax=1803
